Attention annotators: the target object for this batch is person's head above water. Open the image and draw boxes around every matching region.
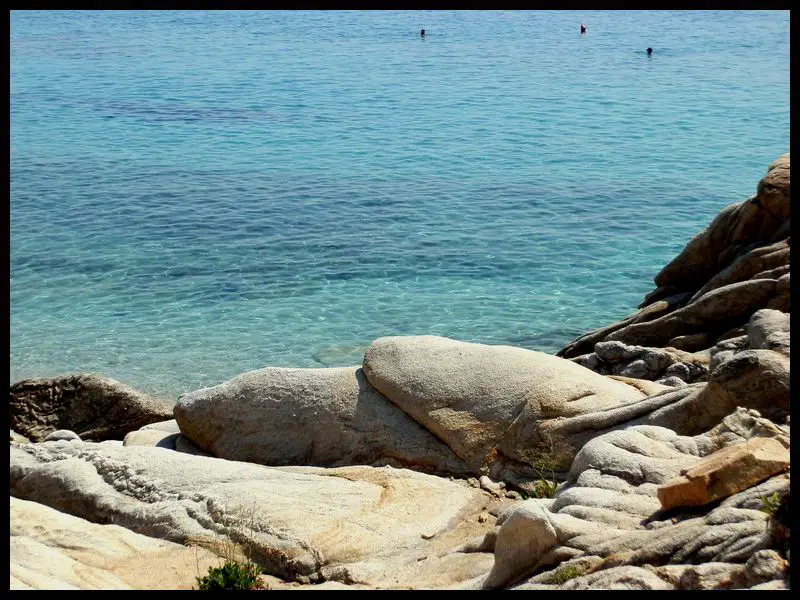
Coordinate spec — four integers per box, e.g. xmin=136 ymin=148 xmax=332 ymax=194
xmin=420 ymin=29 xmax=426 ymax=36
xmin=580 ymin=23 xmax=586 ymax=33
xmin=647 ymin=47 xmax=653 ymax=55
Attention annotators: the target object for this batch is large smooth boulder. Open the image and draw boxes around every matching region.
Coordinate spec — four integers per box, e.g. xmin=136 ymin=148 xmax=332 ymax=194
xmin=10 ymin=374 xmax=174 ymax=442
xmin=10 ymin=441 xmax=500 ymax=587
xmin=362 ymin=336 xmax=646 ymax=473
xmin=43 ymin=430 xmax=81 ymax=443
xmin=11 ymin=497 xmax=221 ymax=590
xmin=174 ymin=366 xmax=468 ymax=475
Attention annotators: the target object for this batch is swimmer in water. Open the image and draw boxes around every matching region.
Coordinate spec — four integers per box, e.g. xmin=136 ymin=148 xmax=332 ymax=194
xmin=420 ymin=28 xmax=426 ymax=37
xmin=647 ymin=47 xmax=653 ymax=56
xmin=580 ymin=23 xmax=586 ymax=34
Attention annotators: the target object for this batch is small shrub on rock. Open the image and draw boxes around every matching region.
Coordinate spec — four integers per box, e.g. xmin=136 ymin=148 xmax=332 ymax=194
xmin=529 ymin=478 xmax=558 ymax=499
xmin=195 ymin=560 xmax=264 ymax=590
xmin=544 ymin=564 xmax=585 ymax=585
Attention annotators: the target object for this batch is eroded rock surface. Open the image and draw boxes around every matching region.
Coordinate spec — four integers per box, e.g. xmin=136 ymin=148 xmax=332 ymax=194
xmin=10 ymin=441 xmax=500 ymax=588
xmin=483 ymin=408 xmax=790 ymax=589
xmin=10 ymin=374 xmax=174 ymax=442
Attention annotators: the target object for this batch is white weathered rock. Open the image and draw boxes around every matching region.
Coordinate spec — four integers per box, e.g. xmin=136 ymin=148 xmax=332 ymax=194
xmin=175 ymin=366 xmax=468 ymax=475
xmin=479 ymin=476 xmax=504 ymax=497
xmin=10 ymin=441 xmax=499 ymax=588
xmin=123 ymin=418 xmax=181 ymax=448
xmin=10 ymin=497 xmax=222 ymax=590
xmin=483 ymin=410 xmax=790 ymax=588
xmin=43 ymin=430 xmax=82 ymax=443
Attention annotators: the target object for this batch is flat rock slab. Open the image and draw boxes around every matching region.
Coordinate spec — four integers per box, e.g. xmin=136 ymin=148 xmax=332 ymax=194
xmin=11 ymin=497 xmax=222 ymax=590
xmin=657 ymin=437 xmax=790 ymax=510
xmin=10 ymin=441 xmax=498 ymax=587
xmin=363 ymin=336 xmax=646 ymax=471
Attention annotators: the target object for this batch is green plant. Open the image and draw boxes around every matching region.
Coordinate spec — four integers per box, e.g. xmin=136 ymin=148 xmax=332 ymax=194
xmin=760 ymin=492 xmax=781 ymax=516
xmin=544 ymin=564 xmax=585 ymax=585
xmin=520 ymin=438 xmax=564 ymax=499
xmin=195 ymin=560 xmax=264 ymax=590
xmin=529 ymin=478 xmax=558 ymax=499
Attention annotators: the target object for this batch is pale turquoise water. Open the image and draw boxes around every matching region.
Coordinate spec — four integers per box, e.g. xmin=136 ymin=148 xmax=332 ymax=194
xmin=10 ymin=10 xmax=790 ymax=399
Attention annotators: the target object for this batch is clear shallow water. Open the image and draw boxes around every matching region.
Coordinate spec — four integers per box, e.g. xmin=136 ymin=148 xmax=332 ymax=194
xmin=11 ymin=10 xmax=790 ymax=400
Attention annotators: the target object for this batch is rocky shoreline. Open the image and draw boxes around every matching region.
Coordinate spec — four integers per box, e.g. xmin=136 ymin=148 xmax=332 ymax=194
xmin=10 ymin=154 xmax=790 ymax=590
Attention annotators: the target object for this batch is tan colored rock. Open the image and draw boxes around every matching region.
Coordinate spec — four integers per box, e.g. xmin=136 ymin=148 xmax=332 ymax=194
xmin=666 ymin=332 xmax=716 ymax=353
xmin=656 ymin=437 xmax=789 ymax=510
xmin=125 ymin=420 xmax=210 ymax=456
xmin=766 ymin=272 xmax=789 ymax=312
xmin=654 ymin=153 xmax=789 ymax=292
xmin=362 ymin=336 xmax=646 ymax=472
xmin=10 ymin=497 xmax=222 ymax=590
xmin=10 ymin=374 xmax=174 ymax=442
xmin=123 ymin=429 xmax=179 ymax=449
xmin=689 ymin=240 xmax=789 ymax=303
xmin=139 ymin=419 xmax=181 ymax=432
xmin=606 ymin=376 xmax=671 ymax=397
xmin=605 ymin=278 xmax=777 ymax=348
xmin=123 ymin=419 xmax=181 ymax=448
xmin=557 ymin=292 xmax=691 ymax=359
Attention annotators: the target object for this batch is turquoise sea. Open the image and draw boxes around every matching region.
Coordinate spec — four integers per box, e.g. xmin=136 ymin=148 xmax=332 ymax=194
xmin=10 ymin=10 xmax=790 ymax=400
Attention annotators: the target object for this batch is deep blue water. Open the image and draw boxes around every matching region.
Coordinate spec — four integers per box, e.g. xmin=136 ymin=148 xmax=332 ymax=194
xmin=10 ymin=10 xmax=790 ymax=400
